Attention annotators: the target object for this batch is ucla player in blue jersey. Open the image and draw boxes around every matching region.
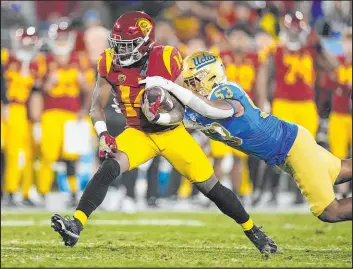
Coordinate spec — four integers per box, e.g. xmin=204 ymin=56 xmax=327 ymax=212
xmin=141 ymin=51 xmax=352 ymax=223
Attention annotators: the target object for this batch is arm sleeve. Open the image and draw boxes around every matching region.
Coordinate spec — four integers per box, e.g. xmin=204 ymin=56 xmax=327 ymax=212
xmin=163 ymin=81 xmax=234 ymax=119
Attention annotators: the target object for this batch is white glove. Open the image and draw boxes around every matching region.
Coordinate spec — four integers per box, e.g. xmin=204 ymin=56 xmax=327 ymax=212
xmin=139 ymin=76 xmax=173 ymax=91
xmin=32 ymin=122 xmax=41 ymax=144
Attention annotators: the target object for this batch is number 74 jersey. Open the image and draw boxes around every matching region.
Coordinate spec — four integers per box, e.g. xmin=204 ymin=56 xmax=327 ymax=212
xmin=184 ymin=82 xmax=299 ymax=166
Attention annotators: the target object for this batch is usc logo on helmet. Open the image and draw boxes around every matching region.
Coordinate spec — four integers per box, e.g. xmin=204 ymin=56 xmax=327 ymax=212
xmin=136 ymin=18 xmax=152 ymax=36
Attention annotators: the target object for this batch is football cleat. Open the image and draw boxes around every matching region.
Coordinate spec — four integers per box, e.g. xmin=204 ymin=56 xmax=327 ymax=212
xmin=51 ymin=214 xmax=83 ymax=247
xmin=244 ymin=226 xmax=278 ymax=256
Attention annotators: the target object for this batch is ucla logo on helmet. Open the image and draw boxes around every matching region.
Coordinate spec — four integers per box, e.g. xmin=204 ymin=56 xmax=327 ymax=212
xmin=192 ymin=53 xmax=216 ymax=70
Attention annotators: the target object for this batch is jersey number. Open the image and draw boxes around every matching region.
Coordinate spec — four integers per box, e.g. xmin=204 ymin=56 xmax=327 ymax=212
xmin=225 ymin=64 xmax=255 ymax=92
xmin=50 ymin=69 xmax=80 ymax=97
xmin=6 ymin=71 xmax=33 ymax=103
xmin=283 ymin=54 xmax=314 ymax=87
xmin=120 ymin=86 xmax=145 ymax=117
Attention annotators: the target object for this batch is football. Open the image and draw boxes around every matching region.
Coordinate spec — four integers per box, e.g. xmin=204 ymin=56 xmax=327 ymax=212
xmin=144 ymin=86 xmax=175 ymax=113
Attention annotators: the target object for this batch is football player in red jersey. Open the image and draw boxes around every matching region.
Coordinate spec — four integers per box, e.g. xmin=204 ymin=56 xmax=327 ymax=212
xmin=50 ymin=11 xmax=277 ymax=254
xmin=38 ymin=18 xmax=95 ymax=206
xmin=1 ymin=27 xmax=44 ymax=207
xmin=324 ymin=29 xmax=352 ymax=198
xmin=257 ymin=11 xmax=342 ymax=205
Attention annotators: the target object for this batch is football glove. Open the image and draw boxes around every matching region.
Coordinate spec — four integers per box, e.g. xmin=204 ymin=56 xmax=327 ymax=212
xmin=98 ymin=132 xmax=118 ymax=161
xmin=142 ymin=90 xmax=161 ymax=122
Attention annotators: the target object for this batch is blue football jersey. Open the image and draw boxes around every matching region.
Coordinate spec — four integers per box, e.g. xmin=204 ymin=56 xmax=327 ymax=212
xmin=184 ymin=82 xmax=298 ymax=165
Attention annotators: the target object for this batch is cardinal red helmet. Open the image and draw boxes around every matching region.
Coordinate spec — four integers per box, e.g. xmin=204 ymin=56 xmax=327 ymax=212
xmin=108 ymin=11 xmax=155 ymax=66
xmin=281 ymin=11 xmax=310 ymax=51
xmin=47 ymin=17 xmax=77 ymax=56
xmin=12 ymin=26 xmax=41 ymax=62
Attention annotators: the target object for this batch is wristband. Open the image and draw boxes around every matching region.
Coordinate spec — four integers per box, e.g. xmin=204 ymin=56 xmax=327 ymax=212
xmin=94 ymin=121 xmax=108 ymax=136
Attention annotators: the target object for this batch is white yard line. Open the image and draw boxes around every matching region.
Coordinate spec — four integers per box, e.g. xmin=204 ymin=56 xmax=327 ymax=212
xmin=1 ymin=219 xmax=205 ymax=227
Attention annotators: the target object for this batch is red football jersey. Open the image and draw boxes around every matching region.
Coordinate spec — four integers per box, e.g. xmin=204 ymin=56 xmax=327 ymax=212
xmin=224 ymin=51 xmax=260 ymax=100
xmin=43 ymin=51 xmax=87 ymax=112
xmin=97 ymin=44 xmax=183 ymax=132
xmin=323 ymin=56 xmax=352 ymax=114
xmin=273 ymin=45 xmax=317 ymax=100
xmin=1 ymin=48 xmax=40 ymax=105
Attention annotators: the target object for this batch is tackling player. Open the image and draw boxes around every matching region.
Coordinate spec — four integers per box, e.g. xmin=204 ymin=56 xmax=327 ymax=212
xmin=141 ymin=50 xmax=352 ymax=224
xmin=50 ymin=12 xmax=277 ymax=255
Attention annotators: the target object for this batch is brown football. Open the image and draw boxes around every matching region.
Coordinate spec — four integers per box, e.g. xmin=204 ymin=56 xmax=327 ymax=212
xmin=144 ymin=86 xmax=174 ymax=113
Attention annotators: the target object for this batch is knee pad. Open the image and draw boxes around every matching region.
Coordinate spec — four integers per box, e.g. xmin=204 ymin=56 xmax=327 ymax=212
xmin=99 ymin=158 xmax=121 ymax=186
xmin=194 ymin=177 xmax=218 ymax=195
xmin=64 ymin=160 xmax=76 ymax=177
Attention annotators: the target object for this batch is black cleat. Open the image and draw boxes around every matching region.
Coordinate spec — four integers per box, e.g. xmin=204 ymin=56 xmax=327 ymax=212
xmin=51 ymin=214 xmax=83 ymax=247
xmin=244 ymin=226 xmax=278 ymax=256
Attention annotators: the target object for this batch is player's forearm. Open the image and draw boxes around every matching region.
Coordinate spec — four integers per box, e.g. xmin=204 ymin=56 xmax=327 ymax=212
xmin=90 ymin=106 xmax=107 ymax=136
xmin=164 ymin=82 xmax=234 ymax=119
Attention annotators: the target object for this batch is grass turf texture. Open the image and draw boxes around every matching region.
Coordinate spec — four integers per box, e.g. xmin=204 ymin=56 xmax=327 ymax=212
xmin=1 ymin=211 xmax=351 ymax=268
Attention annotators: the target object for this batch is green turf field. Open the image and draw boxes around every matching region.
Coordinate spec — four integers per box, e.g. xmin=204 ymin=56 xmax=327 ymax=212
xmin=1 ymin=211 xmax=352 ymax=267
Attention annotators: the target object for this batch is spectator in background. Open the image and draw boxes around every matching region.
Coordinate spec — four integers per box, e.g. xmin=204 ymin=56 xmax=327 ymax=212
xmin=185 ymin=37 xmax=207 ymax=56
xmin=233 ymin=2 xmax=257 ymax=32
xmin=322 ymin=1 xmax=352 ymax=37
xmin=155 ymin=19 xmax=181 ymax=48
xmin=258 ymin=3 xmax=281 ymax=40
xmin=254 ymin=28 xmax=274 ymax=53
xmin=83 ymin=10 xmax=110 ymax=67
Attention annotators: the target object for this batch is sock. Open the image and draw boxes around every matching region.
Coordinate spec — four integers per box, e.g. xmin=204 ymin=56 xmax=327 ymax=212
xmin=74 ymin=210 xmax=88 ymax=226
xmin=206 ymin=181 xmax=251 ymax=225
xmin=241 ymin=218 xmax=254 ymax=231
xmin=67 ymin=176 xmax=77 ymax=193
xmin=76 ymin=158 xmax=120 ymax=224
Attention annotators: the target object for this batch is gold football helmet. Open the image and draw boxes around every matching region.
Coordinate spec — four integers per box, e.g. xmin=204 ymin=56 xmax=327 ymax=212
xmin=182 ymin=51 xmax=226 ymax=96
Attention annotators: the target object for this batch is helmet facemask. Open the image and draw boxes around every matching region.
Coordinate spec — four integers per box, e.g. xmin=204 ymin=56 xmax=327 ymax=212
xmin=282 ymin=12 xmax=310 ymax=51
xmin=48 ymin=29 xmax=77 ymax=56
xmin=108 ymin=27 xmax=152 ymax=67
xmin=11 ymin=28 xmax=42 ymax=62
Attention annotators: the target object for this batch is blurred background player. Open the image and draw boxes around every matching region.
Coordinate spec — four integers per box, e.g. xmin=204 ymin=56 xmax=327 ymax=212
xmin=1 ymin=63 xmax=9 ymax=201
xmin=1 ymin=27 xmax=43 ymax=207
xmin=325 ymin=28 xmax=352 ymax=199
xmin=37 ymin=18 xmax=95 ymax=207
